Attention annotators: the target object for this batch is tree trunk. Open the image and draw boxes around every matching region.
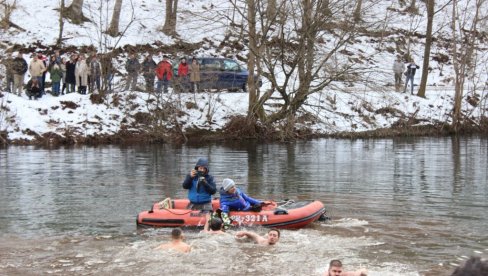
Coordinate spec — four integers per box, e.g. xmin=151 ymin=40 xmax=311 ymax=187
xmin=162 ymin=0 xmax=178 ymax=36
xmin=407 ymin=0 xmax=417 ymax=13
xmin=247 ymin=0 xmax=259 ymax=122
xmin=322 ymin=0 xmax=331 ymax=17
xmin=417 ymin=0 xmax=434 ymax=98
xmin=57 ymin=0 xmax=65 ymax=46
xmin=65 ymin=0 xmax=86 ymax=25
xmin=354 ymin=0 xmax=362 ymax=22
xmin=107 ymin=0 xmax=123 ymax=37
xmin=266 ymin=0 xmax=276 ymax=19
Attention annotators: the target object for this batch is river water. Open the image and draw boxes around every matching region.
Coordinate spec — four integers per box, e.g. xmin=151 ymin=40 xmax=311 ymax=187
xmin=0 ymin=137 xmax=487 ymax=275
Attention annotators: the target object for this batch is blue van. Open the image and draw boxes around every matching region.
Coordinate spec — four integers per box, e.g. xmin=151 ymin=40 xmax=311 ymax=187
xmin=172 ymin=57 xmax=260 ymax=92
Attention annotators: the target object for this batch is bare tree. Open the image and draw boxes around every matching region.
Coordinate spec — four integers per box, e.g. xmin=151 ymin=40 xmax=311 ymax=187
xmin=162 ymin=0 xmax=178 ymax=36
xmin=450 ymin=0 xmax=486 ymax=130
xmin=417 ymin=0 xmax=434 ymax=98
xmin=354 ymin=0 xmax=362 ymax=22
xmin=57 ymin=0 xmax=65 ymax=46
xmin=407 ymin=0 xmax=417 ymax=13
xmin=65 ymin=0 xmax=89 ymax=24
xmin=266 ymin=0 xmax=276 ymax=19
xmin=238 ymin=0 xmax=369 ymax=138
xmin=107 ymin=0 xmax=123 ymax=37
xmin=0 ymin=0 xmax=17 ymax=29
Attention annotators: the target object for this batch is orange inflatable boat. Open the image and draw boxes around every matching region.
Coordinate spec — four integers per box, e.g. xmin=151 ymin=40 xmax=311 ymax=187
xmin=136 ymin=198 xmax=327 ymax=229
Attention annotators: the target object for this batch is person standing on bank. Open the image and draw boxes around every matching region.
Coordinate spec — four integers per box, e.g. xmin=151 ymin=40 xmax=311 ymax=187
xmin=403 ymin=59 xmax=420 ymax=95
xmin=177 ymin=57 xmax=189 ymax=92
xmin=182 ymin=158 xmax=217 ymax=211
xmin=393 ymin=55 xmax=404 ymax=91
xmin=12 ymin=52 xmax=28 ymax=96
xmin=2 ymin=52 xmax=14 ymax=93
xmin=189 ymin=57 xmax=201 ymax=93
xmin=142 ymin=53 xmax=157 ymax=92
xmin=75 ymin=54 xmax=89 ymax=94
xmin=155 ymin=55 xmax=173 ymax=94
xmin=124 ymin=53 xmax=140 ymax=91
xmin=65 ymin=54 xmax=77 ymax=93
xmin=28 ymin=53 xmax=46 ymax=94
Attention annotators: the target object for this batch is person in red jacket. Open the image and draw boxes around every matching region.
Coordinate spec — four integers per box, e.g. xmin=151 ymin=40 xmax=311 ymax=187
xmin=176 ymin=57 xmax=189 ymax=92
xmin=155 ymin=55 xmax=173 ymax=93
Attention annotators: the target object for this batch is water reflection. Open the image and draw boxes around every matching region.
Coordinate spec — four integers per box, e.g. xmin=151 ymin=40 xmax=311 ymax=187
xmin=0 ymin=137 xmax=487 ymax=275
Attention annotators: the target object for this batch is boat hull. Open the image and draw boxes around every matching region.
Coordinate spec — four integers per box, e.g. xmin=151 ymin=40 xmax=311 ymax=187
xmin=137 ymin=199 xmax=326 ymax=229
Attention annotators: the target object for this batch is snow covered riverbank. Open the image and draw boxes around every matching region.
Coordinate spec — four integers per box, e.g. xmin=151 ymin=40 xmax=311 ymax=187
xmin=1 ymin=86 xmax=486 ymax=145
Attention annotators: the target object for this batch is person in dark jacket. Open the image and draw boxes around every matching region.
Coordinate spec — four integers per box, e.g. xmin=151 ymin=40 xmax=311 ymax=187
xmin=182 ymin=158 xmax=217 ymax=211
xmin=11 ymin=53 xmax=28 ymax=96
xmin=65 ymin=54 xmax=77 ymax=93
xmin=142 ymin=53 xmax=157 ymax=92
xmin=403 ymin=59 xmax=420 ymax=95
xmin=26 ymin=78 xmax=42 ymax=100
xmin=219 ymin=178 xmax=263 ymax=214
xmin=124 ymin=53 xmax=140 ymax=91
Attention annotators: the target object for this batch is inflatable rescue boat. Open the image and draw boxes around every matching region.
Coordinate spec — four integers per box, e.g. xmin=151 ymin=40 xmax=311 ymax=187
xmin=137 ymin=198 xmax=327 ymax=229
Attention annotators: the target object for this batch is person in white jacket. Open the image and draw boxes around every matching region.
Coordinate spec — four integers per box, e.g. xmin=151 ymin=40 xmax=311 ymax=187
xmin=393 ymin=55 xmax=404 ymax=91
xmin=75 ymin=54 xmax=89 ymax=94
xmin=29 ymin=54 xmax=46 ymax=93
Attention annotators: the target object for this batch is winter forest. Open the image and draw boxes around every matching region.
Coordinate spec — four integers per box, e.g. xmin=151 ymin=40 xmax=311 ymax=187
xmin=0 ymin=0 xmax=487 ymax=144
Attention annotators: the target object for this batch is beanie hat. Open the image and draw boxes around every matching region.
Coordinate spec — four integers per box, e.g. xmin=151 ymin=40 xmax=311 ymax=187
xmin=222 ymin=178 xmax=235 ymax=192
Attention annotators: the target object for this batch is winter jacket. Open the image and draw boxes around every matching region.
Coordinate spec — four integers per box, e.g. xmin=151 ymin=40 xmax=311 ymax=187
xmin=12 ymin=57 xmax=28 ymax=75
xmin=65 ymin=61 xmax=77 ymax=84
xmin=393 ymin=60 xmax=404 ymax=74
xmin=190 ymin=62 xmax=201 ymax=82
xmin=406 ymin=63 xmax=420 ymax=76
xmin=60 ymin=63 xmax=66 ymax=82
xmin=178 ymin=62 xmax=189 ymax=76
xmin=182 ymin=158 xmax=217 ymax=204
xmin=219 ymin=187 xmax=262 ymax=213
xmin=75 ymin=60 xmax=89 ymax=86
xmin=90 ymin=60 xmax=101 ymax=77
xmin=49 ymin=64 xmax=63 ymax=82
xmin=142 ymin=58 xmax=157 ymax=78
xmin=155 ymin=60 xmax=173 ymax=80
xmin=2 ymin=57 xmax=14 ymax=77
xmin=29 ymin=59 xmax=46 ymax=77
xmin=25 ymin=79 xmax=42 ymax=98
xmin=125 ymin=58 xmax=140 ymax=74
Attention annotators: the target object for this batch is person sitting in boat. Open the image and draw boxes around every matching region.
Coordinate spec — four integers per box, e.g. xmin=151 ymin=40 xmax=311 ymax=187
xmin=182 ymin=157 xmax=217 ymax=211
xmin=219 ymin=178 xmax=264 ymax=214
xmin=235 ymin=228 xmax=280 ymax=245
xmin=155 ymin=228 xmax=191 ymax=253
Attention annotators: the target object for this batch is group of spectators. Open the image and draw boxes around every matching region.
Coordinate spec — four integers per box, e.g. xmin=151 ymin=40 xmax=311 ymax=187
xmin=0 ymin=50 xmax=115 ymax=100
xmin=129 ymin=54 xmax=201 ymax=94
xmin=393 ymin=55 xmax=420 ymax=94
xmin=0 ymin=50 xmax=203 ymax=100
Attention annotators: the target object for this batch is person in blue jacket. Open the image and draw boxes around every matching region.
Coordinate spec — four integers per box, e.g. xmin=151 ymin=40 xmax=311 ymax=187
xmin=182 ymin=158 xmax=217 ymax=211
xmin=219 ymin=178 xmax=263 ymax=213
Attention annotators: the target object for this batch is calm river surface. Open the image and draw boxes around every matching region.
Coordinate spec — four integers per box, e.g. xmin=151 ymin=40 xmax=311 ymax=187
xmin=0 ymin=137 xmax=487 ymax=275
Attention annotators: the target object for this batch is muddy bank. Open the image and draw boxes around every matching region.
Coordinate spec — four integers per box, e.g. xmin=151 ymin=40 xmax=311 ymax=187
xmin=3 ymin=118 xmax=487 ymax=147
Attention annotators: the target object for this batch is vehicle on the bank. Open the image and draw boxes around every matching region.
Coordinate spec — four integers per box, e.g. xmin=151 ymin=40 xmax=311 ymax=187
xmin=172 ymin=57 xmax=261 ymax=92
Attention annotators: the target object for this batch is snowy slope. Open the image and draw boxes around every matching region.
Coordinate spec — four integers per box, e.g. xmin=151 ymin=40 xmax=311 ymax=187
xmin=0 ymin=0 xmax=487 ymax=142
